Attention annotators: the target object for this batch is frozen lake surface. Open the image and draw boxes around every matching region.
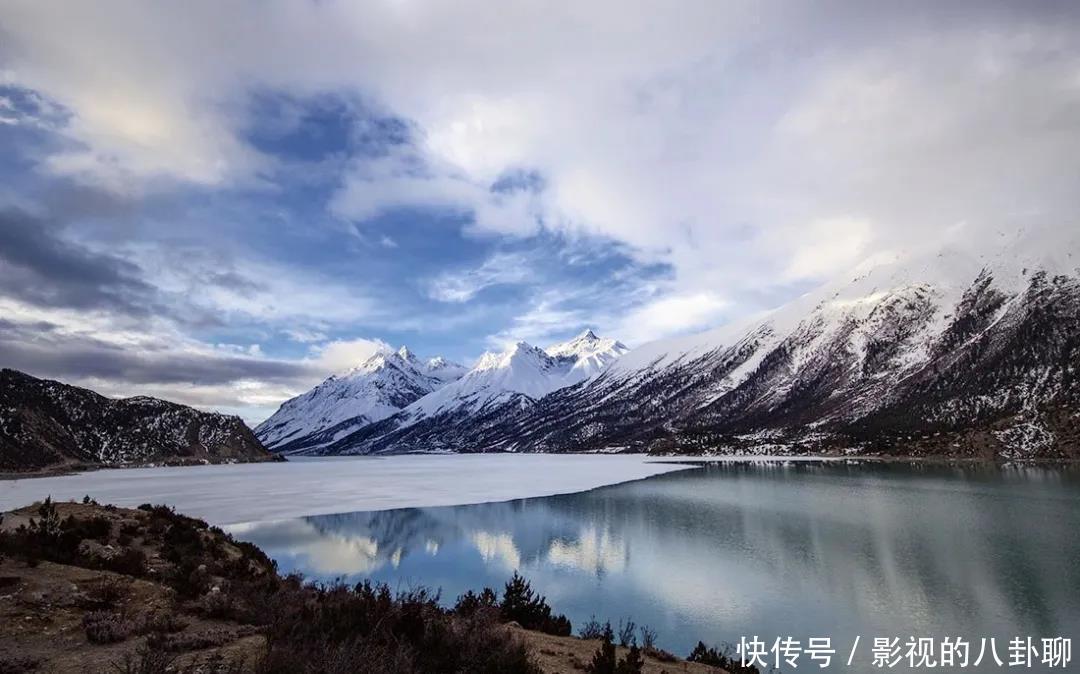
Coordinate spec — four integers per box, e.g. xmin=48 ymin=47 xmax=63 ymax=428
xmin=0 ymin=454 xmax=693 ymax=525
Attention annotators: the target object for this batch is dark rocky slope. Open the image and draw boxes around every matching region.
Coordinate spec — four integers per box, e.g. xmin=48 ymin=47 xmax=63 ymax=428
xmin=0 ymin=369 xmax=275 ymax=472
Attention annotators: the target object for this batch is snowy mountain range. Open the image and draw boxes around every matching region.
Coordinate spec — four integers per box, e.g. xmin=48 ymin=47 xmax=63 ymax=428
xmin=9 ymin=226 xmax=1073 ymax=469
xmin=254 ymin=346 xmax=467 ymax=452
xmin=0 ymin=369 xmax=274 ymax=472
xmin=404 ymin=330 xmax=629 ymax=420
xmin=272 ymin=227 xmax=1079 ymax=460
xmin=258 ymin=330 xmax=628 ymax=455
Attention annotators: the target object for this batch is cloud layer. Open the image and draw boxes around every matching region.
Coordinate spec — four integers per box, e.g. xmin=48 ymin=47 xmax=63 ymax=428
xmin=1 ymin=1 xmax=1077 ymax=421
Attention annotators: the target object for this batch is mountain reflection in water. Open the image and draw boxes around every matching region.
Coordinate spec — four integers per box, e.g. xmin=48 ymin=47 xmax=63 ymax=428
xmin=228 ymin=462 xmax=1080 ymax=672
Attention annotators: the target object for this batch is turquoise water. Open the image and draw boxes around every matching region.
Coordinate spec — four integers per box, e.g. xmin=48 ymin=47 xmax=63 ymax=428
xmin=230 ymin=462 xmax=1080 ymax=672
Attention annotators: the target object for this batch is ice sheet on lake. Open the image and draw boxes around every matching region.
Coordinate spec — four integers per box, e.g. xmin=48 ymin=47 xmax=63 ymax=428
xmin=0 ymin=455 xmax=693 ymax=525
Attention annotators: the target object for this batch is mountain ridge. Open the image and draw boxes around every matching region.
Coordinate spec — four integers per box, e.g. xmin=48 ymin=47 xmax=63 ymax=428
xmin=270 ymin=330 xmax=629 ymax=455
xmin=254 ymin=346 xmax=467 ymax=452
xmin=0 ymin=369 xmax=275 ymax=472
xmin=300 ymin=229 xmax=1079 ymax=459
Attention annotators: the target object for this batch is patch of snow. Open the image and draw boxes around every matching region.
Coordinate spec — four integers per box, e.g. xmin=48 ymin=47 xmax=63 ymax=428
xmin=0 ymin=454 xmax=694 ymax=525
xmin=993 ymin=421 xmax=1055 ymax=459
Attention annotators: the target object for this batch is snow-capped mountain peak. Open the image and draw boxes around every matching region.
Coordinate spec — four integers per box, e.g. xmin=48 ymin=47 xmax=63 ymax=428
xmin=424 ymin=355 xmax=468 ymax=383
xmin=406 ymin=341 xmax=562 ymax=419
xmin=546 ymin=329 xmax=630 ymax=382
xmin=254 ymin=345 xmax=464 ymax=452
xmin=472 ymin=225 xmax=1079 ymax=458
xmin=313 ymin=331 xmax=631 ymax=452
xmin=476 ymin=341 xmax=553 ymax=371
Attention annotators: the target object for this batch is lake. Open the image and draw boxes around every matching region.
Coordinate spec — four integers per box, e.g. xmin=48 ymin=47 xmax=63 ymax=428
xmin=227 ymin=461 xmax=1080 ymax=672
xmin=3 ymin=457 xmax=1077 ymax=671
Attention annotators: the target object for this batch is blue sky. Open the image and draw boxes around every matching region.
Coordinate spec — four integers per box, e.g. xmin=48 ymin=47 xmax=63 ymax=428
xmin=1 ymin=1 xmax=1077 ymax=422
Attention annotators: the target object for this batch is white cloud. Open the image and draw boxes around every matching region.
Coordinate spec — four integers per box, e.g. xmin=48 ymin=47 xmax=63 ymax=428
xmin=3 ymin=1 xmax=1079 ymax=358
xmin=284 ymin=328 xmax=328 ymax=344
xmin=427 ymin=252 xmax=532 ymax=303
xmin=330 ymin=149 xmax=480 ymax=222
xmin=118 ymin=242 xmax=377 ymax=326
xmin=612 ymin=292 xmax=730 ymax=346
xmin=215 ymin=343 xmax=264 ymax=357
xmin=485 ymin=299 xmax=587 ymax=350
xmin=307 ymin=337 xmax=392 ymax=374
xmin=780 ymin=218 xmax=872 ymax=281
xmin=0 ymin=296 xmax=316 ymax=423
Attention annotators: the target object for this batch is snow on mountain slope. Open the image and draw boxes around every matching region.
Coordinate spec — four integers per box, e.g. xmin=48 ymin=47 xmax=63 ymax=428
xmin=488 ymin=226 xmax=1080 ymax=457
xmin=396 ymin=330 xmax=628 ymax=422
xmin=254 ymin=346 xmax=464 ymax=451
xmin=321 ymin=225 xmax=1079 ymax=459
xmin=267 ymin=226 xmax=1079 ymax=459
xmin=612 ymin=227 xmax=1072 ymax=373
xmin=290 ymin=330 xmax=628 ymax=455
xmin=547 ymin=329 xmax=630 ymax=383
xmin=424 ymin=356 xmax=469 ymax=383
xmin=405 ymin=342 xmax=565 ymax=419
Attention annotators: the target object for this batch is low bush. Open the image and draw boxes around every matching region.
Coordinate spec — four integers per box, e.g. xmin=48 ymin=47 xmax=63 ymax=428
xmin=137 ymin=611 xmax=189 ymax=635
xmin=638 ymin=624 xmax=657 ymax=651
xmin=83 ymin=610 xmax=131 ymax=644
xmin=0 ymin=499 xmax=133 ymax=574
xmin=119 ymin=521 xmax=142 ymax=538
xmin=83 ymin=576 xmax=130 ymax=608
xmin=197 ymin=589 xmax=234 ymax=619
xmin=111 ymin=642 xmax=247 ymax=674
xmin=66 ymin=514 xmax=112 ymax=542
xmin=110 ymin=642 xmax=176 ymax=674
xmin=587 ymin=637 xmax=617 ymax=674
xmin=577 ymin=615 xmax=609 ymax=640
xmin=147 ymin=628 xmax=248 ymax=653
xmin=619 ymin=646 xmax=645 ymax=674
xmin=166 ymin=558 xmax=211 ymax=599
xmin=5 ymin=498 xmax=65 ymax=566
xmin=103 ymin=547 xmax=148 ymax=577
